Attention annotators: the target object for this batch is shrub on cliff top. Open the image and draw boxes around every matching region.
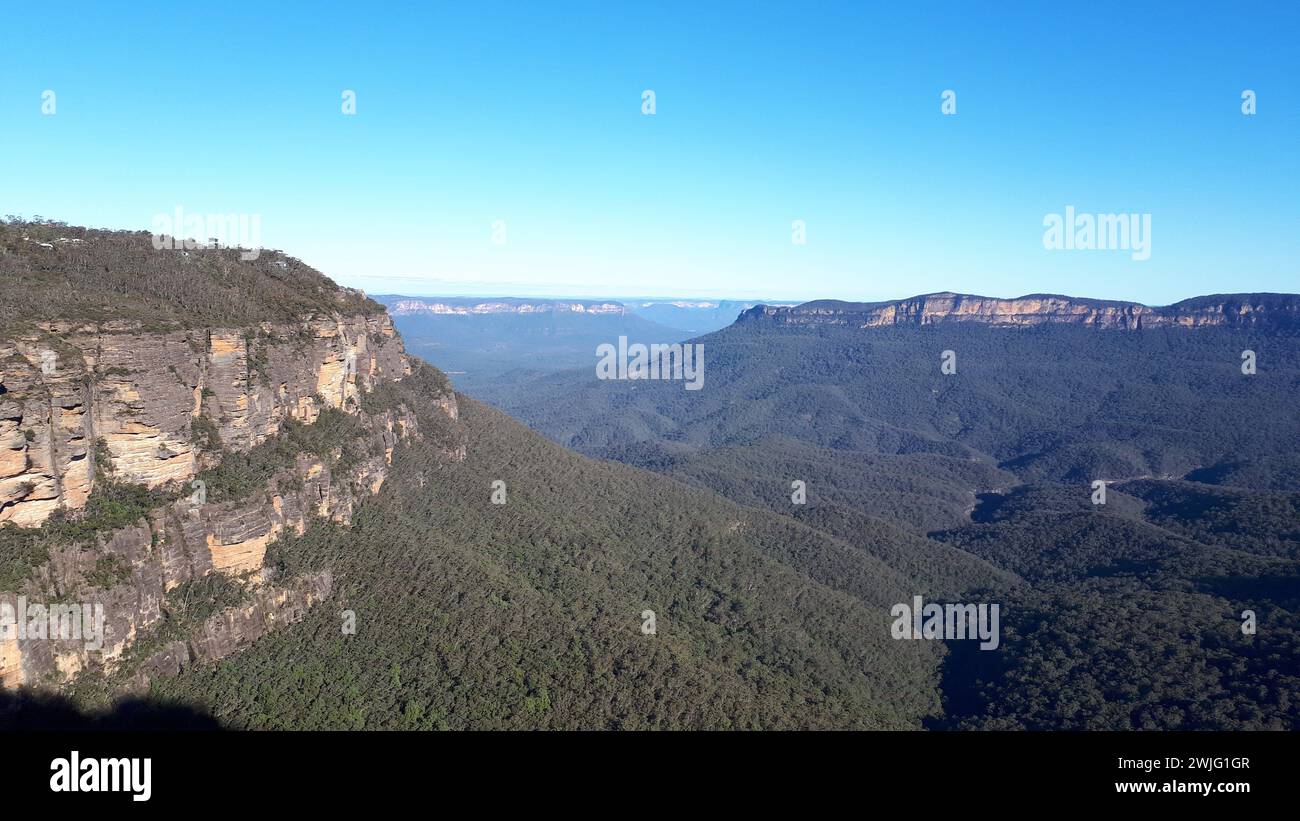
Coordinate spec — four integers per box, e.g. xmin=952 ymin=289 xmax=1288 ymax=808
xmin=0 ymin=220 xmax=384 ymax=329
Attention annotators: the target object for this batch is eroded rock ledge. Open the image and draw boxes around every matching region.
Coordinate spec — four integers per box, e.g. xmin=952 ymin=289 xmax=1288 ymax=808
xmin=0 ymin=397 xmax=433 ymax=690
xmin=740 ymin=292 xmax=1300 ymax=330
xmin=0 ymin=311 xmax=408 ymax=528
xmin=0 ymin=310 xmax=463 ymax=697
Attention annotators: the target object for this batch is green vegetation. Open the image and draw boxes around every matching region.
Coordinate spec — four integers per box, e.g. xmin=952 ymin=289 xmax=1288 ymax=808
xmin=84 ymin=554 xmax=133 ymax=588
xmin=186 ymin=406 xmax=382 ymax=505
xmin=161 ymin=574 xmax=250 ymax=627
xmin=931 ymin=482 xmax=1300 ymax=729
xmin=482 ymin=320 xmax=1300 ymax=486
xmin=472 ymin=314 xmax=1300 ymax=730
xmin=51 ymin=481 xmax=168 ymax=543
xmin=147 ymin=372 xmax=948 ymax=729
xmin=358 ymin=380 xmax=403 ymax=414
xmin=41 ymin=323 xmax=1299 ymax=730
xmin=0 ymin=219 xmax=384 ymax=330
xmin=92 ymin=438 xmax=113 ymax=476
xmin=189 ymin=415 xmax=222 ymax=453
xmin=4 ymin=245 xmax=1297 ymax=731
xmin=63 ymin=574 xmax=251 ymax=711
xmin=245 ymin=331 xmax=272 ymax=386
xmin=0 ymin=527 xmax=50 ymax=591
xmin=0 ymin=480 xmax=167 ymax=592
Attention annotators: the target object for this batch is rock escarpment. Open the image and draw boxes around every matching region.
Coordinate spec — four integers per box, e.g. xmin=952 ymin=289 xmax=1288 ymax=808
xmin=740 ymin=292 xmax=1300 ymax=330
xmin=0 ymin=310 xmax=454 ymax=692
xmin=0 ymin=312 xmax=408 ymax=527
xmin=0 ymin=223 xmax=465 ymax=698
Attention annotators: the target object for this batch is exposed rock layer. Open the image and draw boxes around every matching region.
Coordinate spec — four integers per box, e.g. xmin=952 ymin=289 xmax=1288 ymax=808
xmin=0 ymin=398 xmax=426 ymax=689
xmin=0 ymin=307 xmax=462 ymax=695
xmin=739 ymin=292 xmax=1300 ymax=330
xmin=0 ymin=311 xmax=408 ymax=527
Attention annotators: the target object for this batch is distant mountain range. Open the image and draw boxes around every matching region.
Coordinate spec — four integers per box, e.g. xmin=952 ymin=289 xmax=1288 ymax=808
xmin=382 ymin=297 xmax=631 ymax=316
xmin=378 ymin=295 xmax=776 ymax=328
xmin=371 ymin=295 xmax=777 ymax=387
xmin=481 ymin=289 xmax=1300 ymax=479
xmin=628 ymin=299 xmax=782 ymax=333
xmin=740 ymin=292 xmax=1300 ymax=330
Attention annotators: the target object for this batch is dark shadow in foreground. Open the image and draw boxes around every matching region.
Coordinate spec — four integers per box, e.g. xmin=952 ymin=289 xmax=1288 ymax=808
xmin=0 ymin=689 xmax=221 ymax=731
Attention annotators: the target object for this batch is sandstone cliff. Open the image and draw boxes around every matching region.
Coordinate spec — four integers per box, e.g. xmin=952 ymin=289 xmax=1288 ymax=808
xmin=0 ymin=223 xmax=464 ymax=698
xmin=0 ymin=312 xmax=410 ymax=527
xmin=739 ymin=292 xmax=1300 ymax=330
xmin=0 ymin=310 xmax=453 ymax=691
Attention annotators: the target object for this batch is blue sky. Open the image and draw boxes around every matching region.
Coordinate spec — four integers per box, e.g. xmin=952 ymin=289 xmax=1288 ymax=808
xmin=2 ymin=1 xmax=1297 ymax=304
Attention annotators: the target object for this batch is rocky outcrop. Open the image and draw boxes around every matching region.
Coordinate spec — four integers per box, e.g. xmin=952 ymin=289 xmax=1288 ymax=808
xmin=112 ymin=571 xmax=332 ymax=694
xmin=739 ymin=292 xmax=1300 ymax=331
xmin=0 ymin=397 xmax=427 ymax=689
xmin=0 ymin=311 xmax=409 ymax=528
xmin=0 ymin=301 xmax=462 ymax=696
xmin=0 ymin=569 xmax=332 ymax=692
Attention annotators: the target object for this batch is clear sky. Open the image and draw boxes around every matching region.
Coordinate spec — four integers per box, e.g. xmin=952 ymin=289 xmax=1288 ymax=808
xmin=2 ymin=1 xmax=1297 ymax=304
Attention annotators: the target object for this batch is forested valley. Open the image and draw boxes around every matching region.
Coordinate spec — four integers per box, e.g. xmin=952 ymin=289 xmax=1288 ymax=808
xmin=474 ymin=306 xmax=1300 ymax=729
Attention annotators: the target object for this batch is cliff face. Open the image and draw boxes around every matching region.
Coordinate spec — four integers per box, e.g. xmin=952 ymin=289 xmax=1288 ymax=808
xmin=0 ymin=311 xmax=408 ymax=528
xmin=740 ymin=292 xmax=1300 ymax=331
xmin=0 ymin=309 xmax=460 ymax=694
xmin=0 ymin=223 xmax=470 ymax=700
